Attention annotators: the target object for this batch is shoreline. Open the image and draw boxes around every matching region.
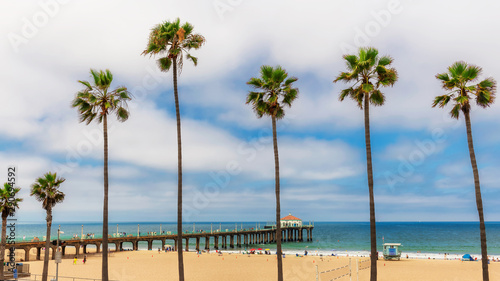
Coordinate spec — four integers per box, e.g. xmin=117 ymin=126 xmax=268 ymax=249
xmin=220 ymin=249 xmax=500 ymax=261
xmin=11 ymin=245 xmax=499 ymax=263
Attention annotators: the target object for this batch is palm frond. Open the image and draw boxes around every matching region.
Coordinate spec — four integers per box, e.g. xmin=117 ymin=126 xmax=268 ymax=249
xmin=364 ymin=47 xmax=379 ymax=61
xmin=78 ymin=80 xmax=92 ymax=90
xmin=362 ymin=83 xmax=374 ymax=93
xmin=181 ymin=22 xmax=193 ymax=35
xmin=450 ymin=103 xmax=461 ymax=119
xmin=90 ymin=69 xmax=101 ymax=86
xmin=275 ymin=106 xmax=285 ymax=120
xmin=370 ymin=89 xmax=385 ymax=106
xmin=271 ymin=66 xmax=287 ymax=83
xmin=284 ymin=77 xmax=298 ymax=86
xmin=334 ymin=71 xmax=357 ymax=83
xmin=247 ymin=78 xmax=264 ymax=89
xmin=339 ymin=87 xmax=354 ymax=101
xmin=432 ymin=94 xmax=451 ymax=108
xmin=186 ymin=53 xmax=198 ymax=66
xmin=448 ymin=61 xmax=467 ymax=79
xmin=183 ymin=34 xmax=205 ymax=50
xmin=343 ymin=54 xmax=358 ymax=71
xmin=378 ymin=68 xmax=398 ymax=87
xmin=260 ymin=65 xmax=274 ymax=82
xmin=455 ymin=95 xmax=469 ymax=107
xmin=157 ymin=57 xmax=173 ymax=72
xmin=436 ymin=72 xmax=455 ymax=89
xmin=463 ymin=65 xmax=481 ymax=81
xmin=475 ymin=77 xmax=497 ymax=107
xmin=282 ymin=88 xmax=298 ymax=107
xmin=246 ymin=91 xmax=262 ymax=104
xmin=378 ymin=56 xmax=393 ymax=66
xmin=116 ymin=107 xmax=129 ymax=122
xmin=436 ymin=73 xmax=450 ymax=82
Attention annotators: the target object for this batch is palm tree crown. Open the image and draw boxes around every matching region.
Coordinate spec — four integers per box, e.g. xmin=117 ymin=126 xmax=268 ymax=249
xmin=72 ymin=69 xmax=131 ymax=123
xmin=142 ymin=18 xmax=205 ymax=72
xmin=30 ymin=172 xmax=65 ymax=210
xmin=433 ymin=61 xmax=496 ymax=117
xmin=0 ymin=183 xmax=22 ymax=280
xmin=246 ymin=65 xmax=298 ymax=118
xmin=0 ymin=183 xmax=22 ymax=216
xmin=334 ymin=47 xmax=397 ymax=107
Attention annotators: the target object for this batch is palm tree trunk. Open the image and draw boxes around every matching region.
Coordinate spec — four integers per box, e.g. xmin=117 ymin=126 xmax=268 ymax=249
xmin=173 ymin=57 xmax=185 ymax=281
xmin=464 ymin=110 xmax=489 ymax=281
xmin=0 ymin=213 xmax=7 ymax=280
xmin=102 ymin=114 xmax=109 ymax=281
xmin=364 ymin=94 xmax=377 ymax=281
xmin=272 ymin=116 xmax=283 ymax=281
xmin=42 ymin=208 xmax=52 ymax=281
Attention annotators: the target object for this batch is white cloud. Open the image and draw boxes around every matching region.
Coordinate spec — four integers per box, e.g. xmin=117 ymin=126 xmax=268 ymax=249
xmin=381 ymin=136 xmax=447 ymax=162
xmin=3 ymin=0 xmax=500 ymax=222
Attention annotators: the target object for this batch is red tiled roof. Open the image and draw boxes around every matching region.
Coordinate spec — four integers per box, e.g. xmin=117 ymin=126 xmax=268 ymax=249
xmin=281 ymin=215 xmax=301 ymax=221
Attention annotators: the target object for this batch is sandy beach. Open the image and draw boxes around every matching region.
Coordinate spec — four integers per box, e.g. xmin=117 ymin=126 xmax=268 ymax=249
xmin=18 ymin=249 xmax=500 ymax=281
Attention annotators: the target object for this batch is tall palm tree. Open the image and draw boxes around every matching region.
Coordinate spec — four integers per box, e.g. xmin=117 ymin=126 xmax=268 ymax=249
xmin=246 ymin=65 xmax=298 ymax=281
xmin=334 ymin=47 xmax=397 ymax=281
xmin=433 ymin=61 xmax=496 ymax=281
xmin=30 ymin=172 xmax=65 ymax=281
xmin=0 ymin=183 xmax=22 ymax=280
xmin=72 ymin=69 xmax=132 ymax=281
xmin=142 ymin=18 xmax=205 ymax=281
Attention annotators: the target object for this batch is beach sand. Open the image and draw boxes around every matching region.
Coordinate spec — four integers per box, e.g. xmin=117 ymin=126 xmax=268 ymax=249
xmin=18 ymin=249 xmax=500 ymax=281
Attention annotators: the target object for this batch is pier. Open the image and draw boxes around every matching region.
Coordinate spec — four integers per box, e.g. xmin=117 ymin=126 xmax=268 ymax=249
xmin=14 ymin=225 xmax=313 ymax=261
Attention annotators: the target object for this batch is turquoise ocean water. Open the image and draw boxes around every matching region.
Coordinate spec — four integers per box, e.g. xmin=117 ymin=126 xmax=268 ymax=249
xmin=10 ymin=222 xmax=500 ymax=256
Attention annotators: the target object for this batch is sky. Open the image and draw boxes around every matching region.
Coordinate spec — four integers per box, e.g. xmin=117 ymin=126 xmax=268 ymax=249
xmin=1 ymin=0 xmax=500 ymax=223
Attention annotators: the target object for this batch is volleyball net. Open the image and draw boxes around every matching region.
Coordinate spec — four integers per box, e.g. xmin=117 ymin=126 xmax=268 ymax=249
xmin=316 ymin=259 xmax=352 ymax=281
xmin=316 ymin=258 xmax=372 ymax=281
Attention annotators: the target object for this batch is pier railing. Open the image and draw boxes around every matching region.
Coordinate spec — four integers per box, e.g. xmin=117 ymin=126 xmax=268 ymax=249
xmin=28 ymin=274 xmax=118 ymax=281
xmin=18 ymin=222 xmax=314 ymax=242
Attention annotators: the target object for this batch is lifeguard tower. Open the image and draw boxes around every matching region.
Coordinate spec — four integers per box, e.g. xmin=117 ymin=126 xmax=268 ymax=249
xmin=383 ymin=243 xmax=402 ymax=260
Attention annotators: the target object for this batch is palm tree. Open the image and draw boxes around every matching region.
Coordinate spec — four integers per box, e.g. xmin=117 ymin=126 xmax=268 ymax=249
xmin=72 ymin=69 xmax=132 ymax=281
xmin=30 ymin=172 xmax=65 ymax=281
xmin=0 ymin=183 xmax=22 ymax=280
xmin=142 ymin=18 xmax=205 ymax=281
xmin=334 ymin=47 xmax=397 ymax=281
xmin=246 ymin=65 xmax=298 ymax=281
xmin=433 ymin=61 xmax=496 ymax=281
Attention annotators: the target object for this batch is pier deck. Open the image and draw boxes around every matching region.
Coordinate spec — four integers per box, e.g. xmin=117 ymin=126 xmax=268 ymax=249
xmin=13 ymin=226 xmax=313 ymax=261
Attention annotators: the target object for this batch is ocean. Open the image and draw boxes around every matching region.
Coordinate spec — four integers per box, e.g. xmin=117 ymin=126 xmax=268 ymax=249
xmin=10 ymin=221 xmax=500 ymax=259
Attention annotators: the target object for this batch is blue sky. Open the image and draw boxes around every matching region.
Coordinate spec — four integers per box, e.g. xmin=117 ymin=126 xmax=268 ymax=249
xmin=1 ymin=0 xmax=500 ymax=223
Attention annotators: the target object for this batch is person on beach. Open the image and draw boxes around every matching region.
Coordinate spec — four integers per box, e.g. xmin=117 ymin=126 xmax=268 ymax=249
xmin=83 ymin=255 xmax=87 ymax=264
xmin=73 ymin=256 xmax=77 ymax=265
